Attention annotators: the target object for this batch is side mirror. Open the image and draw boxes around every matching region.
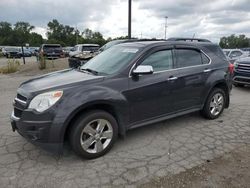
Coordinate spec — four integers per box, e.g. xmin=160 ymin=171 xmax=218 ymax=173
xmin=132 ymin=65 xmax=153 ymax=75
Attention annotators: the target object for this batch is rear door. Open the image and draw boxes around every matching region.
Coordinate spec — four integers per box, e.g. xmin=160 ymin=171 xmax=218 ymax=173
xmin=172 ymin=47 xmax=211 ymax=111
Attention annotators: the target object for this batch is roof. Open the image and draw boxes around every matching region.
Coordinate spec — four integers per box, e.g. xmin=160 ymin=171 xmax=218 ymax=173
xmin=75 ymin=44 xmax=100 ymax=47
xmin=118 ymin=40 xmax=215 ymax=49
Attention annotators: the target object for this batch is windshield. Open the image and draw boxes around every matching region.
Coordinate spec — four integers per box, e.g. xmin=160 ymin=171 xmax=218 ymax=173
xmin=5 ymin=47 xmax=19 ymax=52
xmin=81 ymin=45 xmax=140 ymax=75
xmin=99 ymin=40 xmax=123 ymax=52
xmin=82 ymin=46 xmax=99 ymax=52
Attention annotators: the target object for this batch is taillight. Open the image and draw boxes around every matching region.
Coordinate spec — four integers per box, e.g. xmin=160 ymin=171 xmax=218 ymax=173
xmin=228 ymin=63 xmax=234 ymax=74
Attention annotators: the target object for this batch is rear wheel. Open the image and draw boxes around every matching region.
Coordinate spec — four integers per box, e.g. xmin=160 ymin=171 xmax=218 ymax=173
xmin=69 ymin=110 xmax=118 ymax=159
xmin=202 ymin=88 xmax=226 ymax=119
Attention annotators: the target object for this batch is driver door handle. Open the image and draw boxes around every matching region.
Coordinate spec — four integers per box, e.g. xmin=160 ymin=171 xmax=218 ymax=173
xmin=203 ymin=69 xmax=211 ymax=73
xmin=167 ymin=76 xmax=178 ymax=81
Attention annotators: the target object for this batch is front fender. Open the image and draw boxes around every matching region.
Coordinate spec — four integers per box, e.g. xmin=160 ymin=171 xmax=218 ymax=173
xmin=49 ymin=85 xmax=129 ymax=143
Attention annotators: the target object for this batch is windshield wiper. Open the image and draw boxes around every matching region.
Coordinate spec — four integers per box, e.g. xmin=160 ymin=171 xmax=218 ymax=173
xmin=80 ymin=68 xmax=98 ymax=75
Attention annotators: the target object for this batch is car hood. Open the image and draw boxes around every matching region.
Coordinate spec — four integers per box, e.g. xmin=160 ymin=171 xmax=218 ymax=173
xmin=237 ymin=57 xmax=250 ymax=64
xmin=18 ymin=69 xmax=104 ymax=96
xmin=69 ymin=51 xmax=80 ymax=57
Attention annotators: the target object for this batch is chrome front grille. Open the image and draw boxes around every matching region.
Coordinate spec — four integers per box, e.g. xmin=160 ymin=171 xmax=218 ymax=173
xmin=13 ymin=93 xmax=28 ymax=119
xmin=15 ymin=93 xmax=27 ymax=105
xmin=14 ymin=108 xmax=23 ymax=118
xmin=17 ymin=93 xmax=27 ymax=102
xmin=237 ymin=63 xmax=250 ymax=73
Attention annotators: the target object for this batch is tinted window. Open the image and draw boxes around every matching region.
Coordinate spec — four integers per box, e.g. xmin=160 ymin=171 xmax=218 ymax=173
xmin=230 ymin=51 xmax=242 ymax=58
xmin=140 ymin=50 xmax=173 ymax=72
xmin=201 ymin=53 xmax=210 ymax=64
xmin=176 ymin=49 xmax=202 ymax=68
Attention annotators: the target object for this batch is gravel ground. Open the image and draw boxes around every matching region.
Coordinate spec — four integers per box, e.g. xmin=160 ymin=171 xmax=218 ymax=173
xmin=0 ymin=59 xmax=250 ymax=187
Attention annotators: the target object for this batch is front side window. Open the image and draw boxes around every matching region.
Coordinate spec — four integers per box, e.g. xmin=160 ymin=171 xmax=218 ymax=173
xmin=140 ymin=50 xmax=173 ymax=72
xmin=176 ymin=49 xmax=203 ymax=68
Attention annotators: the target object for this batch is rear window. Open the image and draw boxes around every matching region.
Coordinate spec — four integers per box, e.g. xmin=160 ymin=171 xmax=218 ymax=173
xmin=43 ymin=45 xmax=62 ymax=49
xmin=176 ymin=49 xmax=203 ymax=68
xmin=204 ymin=45 xmax=227 ymax=61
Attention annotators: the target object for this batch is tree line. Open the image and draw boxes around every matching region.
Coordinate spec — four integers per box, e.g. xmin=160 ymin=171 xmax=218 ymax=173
xmin=219 ymin=34 xmax=250 ymax=49
xmin=0 ymin=19 xmax=119 ymax=47
xmin=1 ymin=19 xmax=250 ymax=48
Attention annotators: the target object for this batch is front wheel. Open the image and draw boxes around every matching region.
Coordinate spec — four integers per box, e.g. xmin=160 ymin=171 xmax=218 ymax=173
xmin=69 ymin=110 xmax=118 ymax=159
xmin=202 ymin=88 xmax=226 ymax=119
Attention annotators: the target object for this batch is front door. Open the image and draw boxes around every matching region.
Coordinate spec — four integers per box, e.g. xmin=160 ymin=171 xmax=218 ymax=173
xmin=125 ymin=48 xmax=178 ymax=124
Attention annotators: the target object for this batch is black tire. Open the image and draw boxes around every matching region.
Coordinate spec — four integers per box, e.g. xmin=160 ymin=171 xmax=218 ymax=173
xmin=69 ymin=110 xmax=118 ymax=159
xmin=202 ymin=88 xmax=226 ymax=119
xmin=234 ymin=83 xmax=244 ymax=87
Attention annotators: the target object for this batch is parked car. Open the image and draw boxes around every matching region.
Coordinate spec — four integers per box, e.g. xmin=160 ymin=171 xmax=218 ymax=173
xmin=233 ymin=57 xmax=250 ymax=87
xmin=4 ymin=47 xmax=21 ymax=58
xmin=38 ymin=44 xmax=63 ymax=59
xmin=11 ymin=38 xmax=232 ymax=159
xmin=69 ymin=44 xmax=100 ymax=57
xmin=18 ymin=48 xmax=32 ymax=57
xmin=223 ymin=49 xmax=248 ymax=63
xmin=63 ymin=47 xmax=73 ymax=57
xmin=29 ymin=47 xmax=39 ymax=56
xmin=98 ymin=39 xmax=165 ymax=53
xmin=68 ymin=44 xmax=100 ymax=68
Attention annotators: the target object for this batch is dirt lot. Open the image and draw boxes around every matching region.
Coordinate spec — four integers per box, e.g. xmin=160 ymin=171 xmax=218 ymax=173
xmin=0 ymin=57 xmax=250 ymax=187
xmin=0 ymin=56 xmax=69 ymax=75
xmin=140 ymin=144 xmax=250 ymax=188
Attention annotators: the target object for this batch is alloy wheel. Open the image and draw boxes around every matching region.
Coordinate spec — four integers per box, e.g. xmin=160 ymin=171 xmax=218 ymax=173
xmin=209 ymin=93 xmax=224 ymax=116
xmin=80 ymin=119 xmax=113 ymax=154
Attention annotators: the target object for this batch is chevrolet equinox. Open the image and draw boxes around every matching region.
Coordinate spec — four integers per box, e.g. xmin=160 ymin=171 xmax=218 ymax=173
xmin=11 ymin=38 xmax=232 ymax=159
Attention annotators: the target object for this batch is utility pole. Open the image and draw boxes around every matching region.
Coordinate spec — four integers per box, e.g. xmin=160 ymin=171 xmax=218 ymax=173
xmin=128 ymin=0 xmax=132 ymax=39
xmin=164 ymin=16 xmax=168 ymax=39
xmin=76 ymin=24 xmax=78 ymax=45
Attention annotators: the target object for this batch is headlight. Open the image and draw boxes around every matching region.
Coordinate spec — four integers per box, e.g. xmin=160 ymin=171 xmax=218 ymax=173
xmin=234 ymin=61 xmax=239 ymax=67
xmin=28 ymin=91 xmax=63 ymax=112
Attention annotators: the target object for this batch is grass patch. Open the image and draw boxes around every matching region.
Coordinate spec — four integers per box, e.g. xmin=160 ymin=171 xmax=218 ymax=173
xmin=38 ymin=55 xmax=47 ymax=70
xmin=0 ymin=59 xmax=20 ymax=74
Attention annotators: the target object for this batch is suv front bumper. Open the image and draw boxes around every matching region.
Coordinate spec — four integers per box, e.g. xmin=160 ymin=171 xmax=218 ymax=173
xmin=233 ymin=70 xmax=250 ymax=85
xmin=10 ymin=111 xmax=63 ymax=154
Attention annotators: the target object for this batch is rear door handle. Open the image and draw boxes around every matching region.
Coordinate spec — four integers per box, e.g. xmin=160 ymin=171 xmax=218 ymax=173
xmin=203 ymin=69 xmax=211 ymax=73
xmin=167 ymin=76 xmax=178 ymax=81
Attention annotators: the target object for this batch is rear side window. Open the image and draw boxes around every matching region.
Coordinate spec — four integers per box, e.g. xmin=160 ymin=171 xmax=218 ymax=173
xmin=140 ymin=50 xmax=173 ymax=72
xmin=201 ymin=53 xmax=210 ymax=64
xmin=175 ymin=49 xmax=203 ymax=68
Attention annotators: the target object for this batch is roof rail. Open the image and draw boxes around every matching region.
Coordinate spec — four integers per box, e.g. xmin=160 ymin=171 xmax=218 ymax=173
xmin=125 ymin=38 xmax=166 ymax=42
xmin=167 ymin=38 xmax=211 ymax=42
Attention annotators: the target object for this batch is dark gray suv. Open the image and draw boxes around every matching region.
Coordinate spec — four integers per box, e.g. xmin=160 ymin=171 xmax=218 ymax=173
xmin=11 ymin=38 xmax=232 ymax=159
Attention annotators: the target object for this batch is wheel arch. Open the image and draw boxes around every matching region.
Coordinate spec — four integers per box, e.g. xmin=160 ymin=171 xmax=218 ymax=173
xmin=204 ymin=81 xmax=230 ymax=109
xmin=62 ymin=101 xmax=126 ymax=143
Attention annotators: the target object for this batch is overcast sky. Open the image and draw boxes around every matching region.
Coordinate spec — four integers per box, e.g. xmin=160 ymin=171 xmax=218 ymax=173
xmin=1 ymin=0 xmax=250 ymax=42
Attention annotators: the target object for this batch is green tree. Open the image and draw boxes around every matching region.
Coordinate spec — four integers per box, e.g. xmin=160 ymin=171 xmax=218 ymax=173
xmin=219 ymin=34 xmax=249 ymax=49
xmin=28 ymin=33 xmax=44 ymax=46
xmin=0 ymin=22 xmax=13 ymax=45
xmin=47 ymin=19 xmax=79 ymax=46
